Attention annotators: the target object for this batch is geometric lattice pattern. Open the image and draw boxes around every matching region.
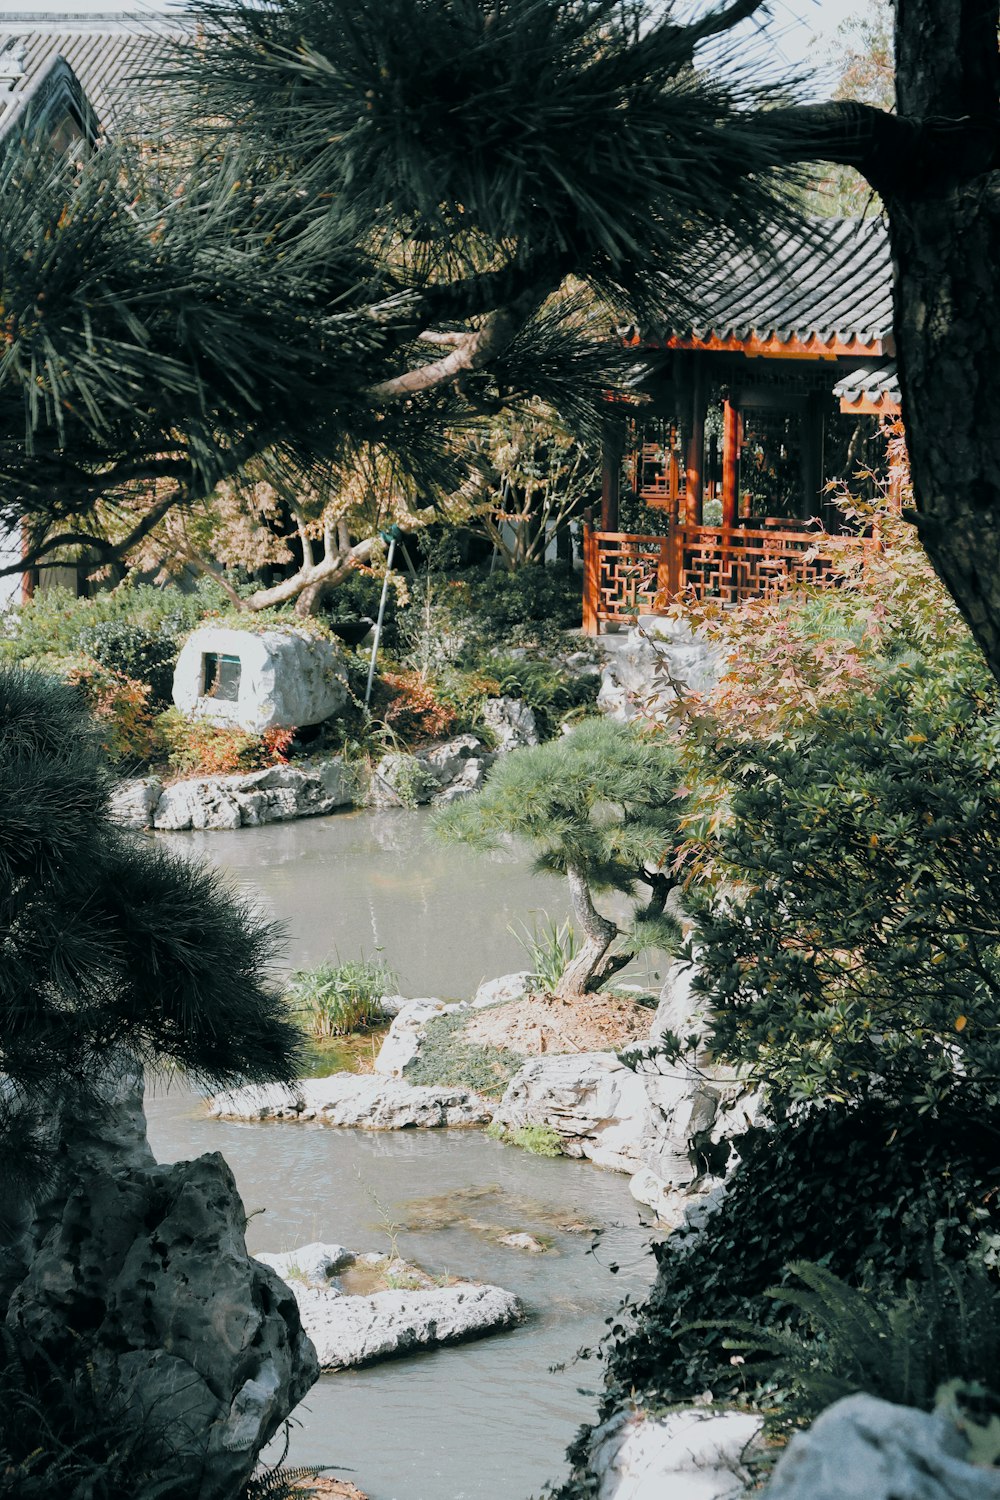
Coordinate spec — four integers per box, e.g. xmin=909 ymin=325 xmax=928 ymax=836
xmin=586 ymin=523 xmax=873 ymax=628
xmin=593 ymin=533 xmax=668 ymax=622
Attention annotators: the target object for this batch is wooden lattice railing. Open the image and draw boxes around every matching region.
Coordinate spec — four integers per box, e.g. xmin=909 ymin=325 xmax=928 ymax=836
xmin=582 ymin=521 xmax=875 ymax=633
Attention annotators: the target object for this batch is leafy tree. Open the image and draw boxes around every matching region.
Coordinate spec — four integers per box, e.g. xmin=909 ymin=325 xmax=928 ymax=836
xmin=468 ymin=403 xmax=601 ymax=570
xmin=0 ymin=666 xmax=302 ymax=1216
xmin=686 ymin=652 xmax=1000 ymax=1113
xmin=436 ymin=717 xmax=685 ymax=996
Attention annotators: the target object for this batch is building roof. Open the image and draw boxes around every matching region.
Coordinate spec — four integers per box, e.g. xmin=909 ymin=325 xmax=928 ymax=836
xmin=833 ymin=357 xmax=901 ymax=415
xmin=0 ymin=13 xmax=177 ymax=138
xmin=630 ymin=216 xmax=894 ymax=359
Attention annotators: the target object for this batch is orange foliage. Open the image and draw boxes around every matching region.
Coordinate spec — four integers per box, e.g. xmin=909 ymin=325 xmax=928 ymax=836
xmin=378 ymin=670 xmax=457 ymax=742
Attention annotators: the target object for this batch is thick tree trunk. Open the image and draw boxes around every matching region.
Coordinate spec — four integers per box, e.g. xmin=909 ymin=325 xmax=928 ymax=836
xmin=554 ymin=864 xmax=630 ymax=999
xmin=883 ymin=0 xmax=1000 ymax=678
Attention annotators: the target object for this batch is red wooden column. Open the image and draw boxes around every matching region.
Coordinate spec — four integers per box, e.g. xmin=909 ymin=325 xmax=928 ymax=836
xmin=582 ymin=507 xmax=599 ymax=634
xmin=721 ymin=398 xmax=740 ymax=529
xmin=685 ymin=359 xmax=706 ymax=526
xmin=600 ymin=418 xmax=623 ymax=532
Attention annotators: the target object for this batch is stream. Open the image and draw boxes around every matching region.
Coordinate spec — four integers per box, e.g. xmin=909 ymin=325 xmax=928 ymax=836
xmin=144 ymin=808 xmax=662 ymax=1500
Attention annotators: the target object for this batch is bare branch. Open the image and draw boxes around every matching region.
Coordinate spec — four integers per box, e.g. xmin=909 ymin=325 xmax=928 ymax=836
xmin=370 ymin=307 xmax=520 ymax=400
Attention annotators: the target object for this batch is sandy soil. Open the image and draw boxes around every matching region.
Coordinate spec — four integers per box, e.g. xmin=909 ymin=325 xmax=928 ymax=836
xmin=462 ymin=989 xmax=654 ymax=1056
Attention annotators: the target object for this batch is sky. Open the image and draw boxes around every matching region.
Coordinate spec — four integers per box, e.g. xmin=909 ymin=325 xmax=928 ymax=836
xmin=0 ymin=0 xmax=870 ymax=74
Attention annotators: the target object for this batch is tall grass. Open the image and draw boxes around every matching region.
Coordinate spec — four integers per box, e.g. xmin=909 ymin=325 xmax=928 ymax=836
xmin=509 ymin=913 xmax=579 ymax=992
xmin=285 ymin=955 xmax=395 ymax=1038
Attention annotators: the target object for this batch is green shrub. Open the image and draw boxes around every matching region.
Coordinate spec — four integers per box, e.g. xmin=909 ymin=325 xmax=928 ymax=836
xmin=324 ymin=566 xmax=400 ymax=647
xmin=687 ymin=654 xmax=1000 ymax=1113
xmin=719 ymin=1257 xmax=1000 ymax=1429
xmin=487 ymin=654 xmax=599 ymax=736
xmin=472 ymin=563 xmax=582 ymax=639
xmin=403 ymin=1008 xmax=524 ymax=1097
xmin=76 ymin=619 xmax=178 ymax=705
xmin=0 ymin=580 xmax=224 ymax=666
xmin=285 ymin=956 xmax=395 ymax=1038
xmin=491 ymin=1122 xmax=564 ymax=1156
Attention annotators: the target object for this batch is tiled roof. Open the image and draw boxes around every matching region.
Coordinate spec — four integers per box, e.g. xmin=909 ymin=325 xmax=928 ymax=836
xmin=0 ymin=13 xmax=177 ymax=137
xmin=833 ymin=357 xmax=901 ymax=413
xmin=634 ymin=217 xmax=894 ymax=355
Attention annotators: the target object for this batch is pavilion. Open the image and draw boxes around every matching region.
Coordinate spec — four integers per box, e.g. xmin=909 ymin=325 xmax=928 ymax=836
xmin=583 ymin=217 xmax=900 ymax=632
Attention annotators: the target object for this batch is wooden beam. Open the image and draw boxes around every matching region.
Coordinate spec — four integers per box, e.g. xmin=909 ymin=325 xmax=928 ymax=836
xmin=582 ymin=507 xmax=599 ymax=635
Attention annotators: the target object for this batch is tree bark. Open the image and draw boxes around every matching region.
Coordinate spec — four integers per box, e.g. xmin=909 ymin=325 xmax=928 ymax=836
xmin=554 ymin=864 xmax=629 ymax=999
xmin=879 ymin=0 xmax=1000 ymax=676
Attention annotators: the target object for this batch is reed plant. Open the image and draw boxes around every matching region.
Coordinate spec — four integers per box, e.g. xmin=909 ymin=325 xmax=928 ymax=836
xmin=286 ymin=956 xmax=395 ymax=1039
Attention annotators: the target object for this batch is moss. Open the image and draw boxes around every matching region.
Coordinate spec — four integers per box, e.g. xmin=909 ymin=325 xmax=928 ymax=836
xmin=491 ymin=1122 xmax=564 ymax=1157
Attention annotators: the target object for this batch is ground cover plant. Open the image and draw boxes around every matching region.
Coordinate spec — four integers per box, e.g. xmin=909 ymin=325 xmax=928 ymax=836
xmin=402 ymin=1008 xmax=525 ymax=1099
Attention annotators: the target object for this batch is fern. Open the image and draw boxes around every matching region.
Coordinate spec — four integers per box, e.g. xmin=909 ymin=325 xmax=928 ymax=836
xmin=685 ymin=1256 xmax=1000 ymax=1430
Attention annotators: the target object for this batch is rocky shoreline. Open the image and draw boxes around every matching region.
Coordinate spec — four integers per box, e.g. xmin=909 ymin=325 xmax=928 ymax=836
xmin=208 ymin=967 xmax=760 ymax=1232
xmin=111 ymin=702 xmax=538 ymax=832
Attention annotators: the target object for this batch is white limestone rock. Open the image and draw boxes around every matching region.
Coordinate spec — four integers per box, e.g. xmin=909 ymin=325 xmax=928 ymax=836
xmin=493 ymin=1053 xmax=652 ymax=1172
xmin=109 ymin=775 xmax=163 ymax=829
xmin=291 ymin=1281 xmax=522 ymax=1370
xmin=173 ymin=625 xmax=348 ymax=733
xmin=256 ymin=1242 xmax=355 ymax=1284
xmin=597 ymin=619 xmax=721 ymax=724
xmin=764 ymin=1394 xmax=1000 ymax=1500
xmin=588 ymin=1408 xmax=763 ymax=1500
xmin=473 ymin=971 xmax=532 ymax=1007
xmin=208 ymin=1074 xmax=491 ymax=1129
xmin=370 ymin=752 xmax=441 ymax=807
xmin=373 ymin=998 xmax=453 ymax=1077
xmin=482 ymin=695 xmax=539 ymax=751
xmin=150 ymin=757 xmax=359 ymax=831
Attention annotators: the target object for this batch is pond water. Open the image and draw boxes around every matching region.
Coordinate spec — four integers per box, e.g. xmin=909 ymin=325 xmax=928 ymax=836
xmin=145 ymin=809 xmax=662 ymax=1500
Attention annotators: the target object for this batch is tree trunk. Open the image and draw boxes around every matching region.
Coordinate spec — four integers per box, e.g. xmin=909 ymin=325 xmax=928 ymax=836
xmin=554 ymin=864 xmax=629 ymax=999
xmin=882 ymin=0 xmax=1000 ymax=678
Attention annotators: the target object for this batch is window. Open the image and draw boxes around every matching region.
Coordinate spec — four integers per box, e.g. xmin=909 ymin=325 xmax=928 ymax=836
xmin=202 ymin=652 xmax=242 ymax=701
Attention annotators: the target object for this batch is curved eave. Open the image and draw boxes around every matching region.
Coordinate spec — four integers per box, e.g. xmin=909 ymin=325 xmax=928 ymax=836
xmin=838 ymin=391 xmax=901 ymax=416
xmin=624 ymin=331 xmax=894 ymax=361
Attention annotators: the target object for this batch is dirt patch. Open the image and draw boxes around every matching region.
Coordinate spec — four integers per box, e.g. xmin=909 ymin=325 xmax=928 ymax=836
xmin=463 ymin=989 xmax=654 ymax=1056
xmin=292 ymin=1478 xmax=368 ymax=1500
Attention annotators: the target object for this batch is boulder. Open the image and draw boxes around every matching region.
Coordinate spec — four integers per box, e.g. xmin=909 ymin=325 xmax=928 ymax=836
xmin=7 ymin=1152 xmax=318 ymax=1500
xmin=256 ymin=1243 xmax=523 ymax=1370
xmin=481 ymin=695 xmax=539 ymax=751
xmin=151 ymin=757 xmax=360 ymax=831
xmin=173 ymin=626 xmax=348 ymax=733
xmin=587 ymin=1407 xmax=763 ymax=1500
xmin=291 ymin=1281 xmax=521 ymax=1370
xmin=373 ymin=998 xmax=453 ymax=1077
xmin=493 ymin=1053 xmax=652 ymax=1172
xmin=764 ymin=1394 xmax=1000 ymax=1500
xmin=369 ymin=752 xmax=441 ymax=807
xmin=109 ymin=775 xmax=163 ymax=829
xmin=208 ymin=1074 xmax=492 ymax=1129
xmin=258 ymin=1241 xmax=356 ymax=1282
xmin=597 ymin=619 xmax=720 ymax=723
xmin=473 ymin=972 xmax=532 ymax=1007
